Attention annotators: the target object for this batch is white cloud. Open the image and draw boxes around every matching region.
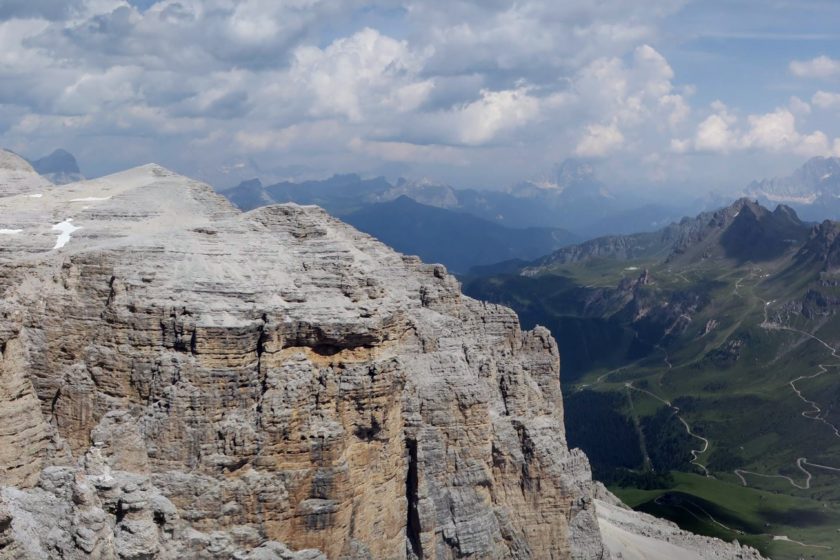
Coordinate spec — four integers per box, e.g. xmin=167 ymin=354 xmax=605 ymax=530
xmin=407 ymin=1 xmax=686 ymax=80
xmin=813 ymin=90 xmax=840 ymax=110
xmin=288 ymin=28 xmax=433 ymax=122
xmin=790 ymin=55 xmax=840 ymax=79
xmin=742 ymin=109 xmax=800 ymax=151
xmin=569 ymin=44 xmax=689 ymax=158
xmin=55 ymin=65 xmax=143 ymax=115
xmin=742 ymin=109 xmax=834 ymax=157
xmin=789 ymin=96 xmax=811 ymax=115
xmin=694 ymin=106 xmax=738 ymax=153
xmin=451 ymin=87 xmax=541 ymax=145
xmin=681 ymin=104 xmax=836 ymax=158
xmin=0 ymin=0 xmax=836 ymax=190
xmin=234 ymin=120 xmax=345 ymax=152
xmin=349 ymin=138 xmax=468 ymax=165
xmin=575 ymin=123 xmax=625 ymax=157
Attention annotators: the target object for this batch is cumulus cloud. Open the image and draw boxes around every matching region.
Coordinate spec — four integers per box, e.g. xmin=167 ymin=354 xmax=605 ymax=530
xmin=677 ymin=103 xmax=837 ymax=158
xmin=575 ymin=124 xmax=625 ymax=156
xmin=788 ymin=96 xmax=811 ymax=115
xmin=405 ymin=0 xmax=685 ymax=81
xmin=694 ymin=105 xmax=739 ymax=153
xmin=569 ymin=44 xmax=689 ymax=158
xmin=0 ymin=0 xmax=836 ymax=190
xmin=813 ymin=91 xmax=840 ymax=110
xmin=790 ymin=55 xmax=840 ymax=79
xmin=450 ymin=87 xmax=541 ymax=145
xmin=289 ymin=28 xmax=432 ymax=122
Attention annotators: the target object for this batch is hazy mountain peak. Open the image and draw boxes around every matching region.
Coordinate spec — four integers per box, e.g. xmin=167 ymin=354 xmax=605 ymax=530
xmin=242 ymin=177 xmax=263 ymax=188
xmin=798 ymin=155 xmax=840 ymax=177
xmin=330 ymin=172 xmax=362 ymax=183
xmin=746 ymin=156 xmax=840 ymax=208
xmin=380 ymin=177 xmax=459 ymax=208
xmin=30 ymin=148 xmax=84 ymax=185
xmin=395 ymin=176 xmax=449 ymax=188
xmin=556 ymin=158 xmax=596 ymax=185
xmin=32 ymin=149 xmax=80 ymax=174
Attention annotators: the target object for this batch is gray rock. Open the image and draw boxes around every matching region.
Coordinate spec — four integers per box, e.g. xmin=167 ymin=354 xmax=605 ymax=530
xmin=0 ymin=158 xmax=761 ymax=559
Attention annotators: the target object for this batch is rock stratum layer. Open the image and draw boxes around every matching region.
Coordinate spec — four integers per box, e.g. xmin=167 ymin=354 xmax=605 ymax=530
xmin=0 ymin=157 xmax=605 ymax=559
xmin=0 ymin=151 xmax=765 ymax=560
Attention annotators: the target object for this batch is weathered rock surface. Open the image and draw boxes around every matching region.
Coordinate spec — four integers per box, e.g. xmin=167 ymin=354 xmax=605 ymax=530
xmin=594 ymin=485 xmax=764 ymax=560
xmin=0 ymin=162 xmax=608 ymax=558
xmin=0 ymin=158 xmax=766 ymax=560
xmin=0 ymin=150 xmax=52 ymax=197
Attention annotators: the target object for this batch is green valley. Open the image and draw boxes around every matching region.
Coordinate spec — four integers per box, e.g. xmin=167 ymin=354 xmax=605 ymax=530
xmin=464 ymin=199 xmax=840 ymax=559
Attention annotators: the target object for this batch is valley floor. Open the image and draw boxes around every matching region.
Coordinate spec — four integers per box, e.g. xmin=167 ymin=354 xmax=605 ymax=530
xmin=466 ymin=250 xmax=840 ymax=559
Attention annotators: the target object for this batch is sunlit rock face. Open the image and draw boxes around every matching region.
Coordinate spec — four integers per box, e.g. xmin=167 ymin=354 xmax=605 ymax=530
xmin=0 ymin=163 xmax=607 ymax=559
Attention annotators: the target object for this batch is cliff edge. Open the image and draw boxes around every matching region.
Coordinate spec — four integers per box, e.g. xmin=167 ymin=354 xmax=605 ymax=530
xmin=0 ymin=157 xmax=765 ymax=559
xmin=0 ymin=161 xmax=605 ymax=558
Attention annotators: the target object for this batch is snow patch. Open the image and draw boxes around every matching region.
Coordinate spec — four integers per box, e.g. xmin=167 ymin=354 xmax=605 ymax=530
xmin=52 ymin=219 xmax=81 ymax=250
xmin=27 ymin=194 xmax=43 ymax=198
xmin=757 ymin=192 xmax=818 ymax=205
xmin=70 ymin=196 xmax=111 ymax=202
xmin=625 ymin=266 xmax=639 ymax=271
xmin=0 ymin=229 xmax=22 ymax=235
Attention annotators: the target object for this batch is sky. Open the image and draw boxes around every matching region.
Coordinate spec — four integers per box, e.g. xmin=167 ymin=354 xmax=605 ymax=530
xmin=3 ymin=0 xmax=840 ymax=194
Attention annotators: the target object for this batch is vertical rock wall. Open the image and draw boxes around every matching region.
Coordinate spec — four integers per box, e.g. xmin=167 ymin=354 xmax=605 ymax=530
xmin=0 ymin=163 xmax=607 ymax=559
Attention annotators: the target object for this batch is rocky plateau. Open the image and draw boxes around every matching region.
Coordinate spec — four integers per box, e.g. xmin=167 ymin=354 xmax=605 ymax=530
xmin=0 ymin=150 xmax=763 ymax=559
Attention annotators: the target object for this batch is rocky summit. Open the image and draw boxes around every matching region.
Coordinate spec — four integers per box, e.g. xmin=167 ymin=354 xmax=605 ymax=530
xmin=0 ymin=155 xmax=762 ymax=559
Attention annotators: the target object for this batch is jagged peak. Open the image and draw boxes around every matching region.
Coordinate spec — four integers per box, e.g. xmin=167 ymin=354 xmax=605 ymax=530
xmin=727 ymin=197 xmax=763 ymax=212
xmin=794 ymin=219 xmax=840 ymax=272
xmin=556 ymin=158 xmax=596 ymax=182
xmin=800 ymin=155 xmax=840 ymax=169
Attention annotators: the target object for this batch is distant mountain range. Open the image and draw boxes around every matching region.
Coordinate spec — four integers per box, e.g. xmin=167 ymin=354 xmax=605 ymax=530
xmin=220 ymin=159 xmax=690 ymax=238
xmin=745 ymin=156 xmax=840 ymax=221
xmin=342 ymin=196 xmax=578 ymax=273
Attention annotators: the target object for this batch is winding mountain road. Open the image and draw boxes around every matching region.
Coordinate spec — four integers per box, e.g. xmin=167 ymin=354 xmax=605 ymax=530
xmin=734 ymin=300 xmax=840 ymax=490
xmin=626 ymin=379 xmax=711 ymax=477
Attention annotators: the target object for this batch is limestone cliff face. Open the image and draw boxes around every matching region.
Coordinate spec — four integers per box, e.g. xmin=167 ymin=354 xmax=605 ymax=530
xmin=0 ymin=162 xmax=606 ymax=559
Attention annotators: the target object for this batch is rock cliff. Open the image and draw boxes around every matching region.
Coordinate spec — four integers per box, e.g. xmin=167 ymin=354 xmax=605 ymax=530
xmin=0 ymin=156 xmax=768 ymax=560
xmin=0 ymin=160 xmax=607 ymax=559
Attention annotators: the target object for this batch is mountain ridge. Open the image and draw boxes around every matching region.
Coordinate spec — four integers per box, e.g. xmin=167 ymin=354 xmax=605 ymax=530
xmin=743 ymin=156 xmax=840 ymax=221
xmin=220 ymin=159 xmax=686 ymax=237
xmin=521 ymin=197 xmax=809 ymax=274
